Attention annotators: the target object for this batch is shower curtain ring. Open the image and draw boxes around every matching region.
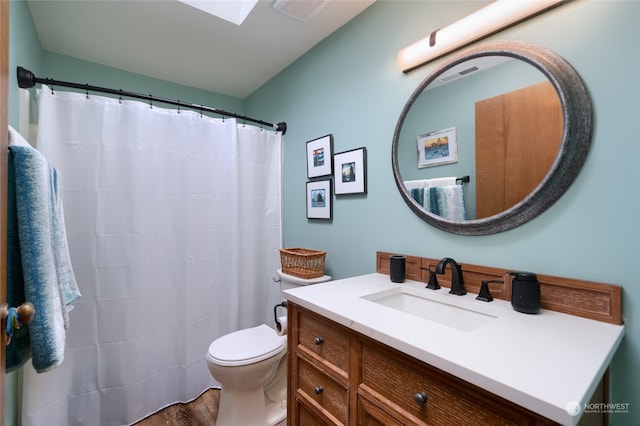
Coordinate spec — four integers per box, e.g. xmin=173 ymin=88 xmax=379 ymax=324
xmin=44 ymin=78 xmax=55 ymax=95
xmin=85 ymin=84 xmax=89 ymax=99
xmin=149 ymin=95 xmax=153 ymax=109
xmin=118 ymin=90 xmax=123 ymax=104
xmin=177 ymin=101 xmax=181 ymax=114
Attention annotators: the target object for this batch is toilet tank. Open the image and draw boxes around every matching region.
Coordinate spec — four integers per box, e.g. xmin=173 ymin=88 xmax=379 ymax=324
xmin=276 ymin=269 xmax=331 ymax=293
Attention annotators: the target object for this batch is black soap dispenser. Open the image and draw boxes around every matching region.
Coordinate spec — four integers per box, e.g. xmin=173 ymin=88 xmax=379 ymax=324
xmin=509 ymin=271 xmax=540 ymax=314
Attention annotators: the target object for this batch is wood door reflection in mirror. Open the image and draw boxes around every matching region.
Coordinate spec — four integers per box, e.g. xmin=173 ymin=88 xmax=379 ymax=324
xmin=475 ymin=81 xmax=562 ymax=218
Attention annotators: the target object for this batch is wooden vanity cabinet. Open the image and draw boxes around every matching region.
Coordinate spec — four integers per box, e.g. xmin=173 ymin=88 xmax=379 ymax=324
xmin=287 ymin=303 xmax=555 ymax=426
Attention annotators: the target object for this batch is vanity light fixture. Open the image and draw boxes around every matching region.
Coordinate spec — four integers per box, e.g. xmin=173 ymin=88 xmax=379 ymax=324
xmin=397 ymin=0 xmax=567 ymax=73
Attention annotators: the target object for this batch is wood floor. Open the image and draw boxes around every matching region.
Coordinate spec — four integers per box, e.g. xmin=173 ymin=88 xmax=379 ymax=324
xmin=133 ymin=389 xmax=287 ymax=426
xmin=133 ymin=389 xmax=220 ymax=426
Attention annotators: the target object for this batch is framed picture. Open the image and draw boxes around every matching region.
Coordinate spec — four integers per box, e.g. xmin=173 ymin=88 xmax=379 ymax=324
xmin=333 ymin=147 xmax=367 ymax=195
xmin=417 ymin=127 xmax=458 ymax=168
xmin=306 ymin=179 xmax=332 ymax=220
xmin=306 ymin=134 xmax=333 ymax=178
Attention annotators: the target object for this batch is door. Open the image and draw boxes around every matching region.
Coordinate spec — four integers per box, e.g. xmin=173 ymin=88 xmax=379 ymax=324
xmin=1 ymin=0 xmax=10 ymax=423
xmin=475 ymin=81 xmax=563 ymax=218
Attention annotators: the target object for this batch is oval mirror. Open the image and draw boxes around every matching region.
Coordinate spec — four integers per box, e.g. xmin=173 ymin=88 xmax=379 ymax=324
xmin=392 ymin=41 xmax=592 ymax=235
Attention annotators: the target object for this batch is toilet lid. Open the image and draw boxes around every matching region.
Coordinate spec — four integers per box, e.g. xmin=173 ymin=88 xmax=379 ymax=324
xmin=208 ymin=324 xmax=286 ymax=367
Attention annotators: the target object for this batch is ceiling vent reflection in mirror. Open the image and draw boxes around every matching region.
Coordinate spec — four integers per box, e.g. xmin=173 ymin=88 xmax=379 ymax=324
xmin=398 ymin=0 xmax=568 ymax=73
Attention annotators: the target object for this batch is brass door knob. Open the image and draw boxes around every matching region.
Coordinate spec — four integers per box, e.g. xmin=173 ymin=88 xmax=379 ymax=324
xmin=1 ymin=302 xmax=36 ymax=326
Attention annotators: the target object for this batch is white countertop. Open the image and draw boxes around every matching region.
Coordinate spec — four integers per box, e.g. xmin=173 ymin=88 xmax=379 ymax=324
xmin=283 ymin=273 xmax=625 ymax=425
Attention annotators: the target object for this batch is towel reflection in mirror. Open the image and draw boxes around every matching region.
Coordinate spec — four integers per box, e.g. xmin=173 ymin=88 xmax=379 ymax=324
xmin=405 ymin=177 xmax=467 ymax=221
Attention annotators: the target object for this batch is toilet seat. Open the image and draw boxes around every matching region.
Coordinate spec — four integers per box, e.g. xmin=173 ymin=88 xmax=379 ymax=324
xmin=208 ymin=324 xmax=286 ymax=367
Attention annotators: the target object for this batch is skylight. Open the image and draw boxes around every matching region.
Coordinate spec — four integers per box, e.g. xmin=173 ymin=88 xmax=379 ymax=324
xmin=177 ymin=0 xmax=259 ymax=26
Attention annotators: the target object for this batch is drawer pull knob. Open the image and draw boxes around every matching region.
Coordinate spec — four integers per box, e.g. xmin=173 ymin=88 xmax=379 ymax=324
xmin=314 ymin=386 xmax=324 ymax=395
xmin=414 ymin=391 xmax=428 ymax=405
xmin=314 ymin=337 xmax=324 ymax=345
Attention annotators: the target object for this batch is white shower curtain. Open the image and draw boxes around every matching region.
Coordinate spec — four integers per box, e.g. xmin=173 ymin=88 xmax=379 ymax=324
xmin=19 ymin=86 xmax=283 ymax=425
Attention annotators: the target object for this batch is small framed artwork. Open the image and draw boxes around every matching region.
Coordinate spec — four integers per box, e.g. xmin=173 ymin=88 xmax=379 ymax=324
xmin=306 ymin=134 xmax=333 ymax=178
xmin=417 ymin=127 xmax=458 ymax=168
xmin=333 ymin=147 xmax=367 ymax=195
xmin=306 ymin=179 xmax=332 ymax=220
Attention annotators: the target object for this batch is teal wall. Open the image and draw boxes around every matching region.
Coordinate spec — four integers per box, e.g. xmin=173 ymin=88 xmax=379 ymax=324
xmin=8 ymin=0 xmax=43 ymax=129
xmin=37 ymin=52 xmax=244 ymax=117
xmin=246 ymin=1 xmax=639 ymax=424
xmin=7 ymin=0 xmax=640 ymax=425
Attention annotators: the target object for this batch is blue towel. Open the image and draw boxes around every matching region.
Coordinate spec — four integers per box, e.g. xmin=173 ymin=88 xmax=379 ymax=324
xmin=429 ymin=185 xmax=467 ymax=221
xmin=6 ymin=144 xmax=81 ymax=373
xmin=410 ymin=187 xmax=424 ymax=206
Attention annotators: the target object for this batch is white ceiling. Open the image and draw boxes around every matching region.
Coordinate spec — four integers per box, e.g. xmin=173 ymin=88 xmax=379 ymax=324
xmin=27 ymin=0 xmax=375 ymax=99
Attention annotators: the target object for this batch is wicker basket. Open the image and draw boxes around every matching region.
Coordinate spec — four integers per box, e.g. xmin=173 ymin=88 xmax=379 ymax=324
xmin=280 ymin=248 xmax=326 ymax=279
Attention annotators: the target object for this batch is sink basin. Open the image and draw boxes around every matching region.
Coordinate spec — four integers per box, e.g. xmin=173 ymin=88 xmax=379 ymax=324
xmin=361 ymin=286 xmax=497 ymax=332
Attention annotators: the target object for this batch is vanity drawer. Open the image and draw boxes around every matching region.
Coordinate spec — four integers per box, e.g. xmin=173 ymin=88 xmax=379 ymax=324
xmin=295 ymin=400 xmax=334 ymax=426
xmin=297 ymin=356 xmax=348 ymax=425
xmin=297 ymin=310 xmax=349 ymax=373
xmin=357 ymin=395 xmax=404 ymax=426
xmin=359 ymin=340 xmax=552 ymax=425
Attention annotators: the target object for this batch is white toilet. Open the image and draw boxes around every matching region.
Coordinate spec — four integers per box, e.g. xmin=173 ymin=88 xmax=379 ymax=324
xmin=206 ymin=269 xmax=331 ymax=426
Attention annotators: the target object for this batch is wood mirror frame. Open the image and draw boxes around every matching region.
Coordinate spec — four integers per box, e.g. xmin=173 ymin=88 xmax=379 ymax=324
xmin=392 ymin=40 xmax=593 ymax=236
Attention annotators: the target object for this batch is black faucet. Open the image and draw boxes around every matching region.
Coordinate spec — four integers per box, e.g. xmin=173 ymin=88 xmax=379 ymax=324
xmin=435 ymin=257 xmax=466 ymax=295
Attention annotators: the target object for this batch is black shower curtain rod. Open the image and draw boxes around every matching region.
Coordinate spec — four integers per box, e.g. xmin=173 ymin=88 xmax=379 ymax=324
xmin=17 ymin=66 xmax=287 ymax=135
